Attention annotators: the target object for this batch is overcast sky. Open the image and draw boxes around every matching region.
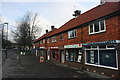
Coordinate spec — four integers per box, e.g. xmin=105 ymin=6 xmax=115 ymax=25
xmin=0 ymin=0 xmax=100 ymax=41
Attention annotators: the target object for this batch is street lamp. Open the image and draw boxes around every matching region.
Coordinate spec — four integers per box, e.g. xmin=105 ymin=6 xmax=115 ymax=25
xmin=3 ymin=22 xmax=8 ymax=59
xmin=4 ymin=22 xmax=8 ymax=41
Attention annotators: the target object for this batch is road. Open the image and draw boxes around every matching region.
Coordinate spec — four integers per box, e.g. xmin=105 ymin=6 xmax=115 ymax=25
xmin=2 ymin=50 xmax=107 ymax=79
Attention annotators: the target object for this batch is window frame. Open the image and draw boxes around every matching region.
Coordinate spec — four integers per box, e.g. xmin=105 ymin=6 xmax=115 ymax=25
xmin=59 ymin=33 xmax=64 ymax=41
xmin=43 ymin=39 xmax=45 ymax=43
xmin=85 ymin=46 xmax=118 ymax=70
xmin=68 ymin=29 xmax=77 ymax=39
xmin=89 ymin=20 xmax=106 ymax=35
xmin=52 ymin=36 xmax=56 ymax=42
xmin=47 ymin=38 xmax=50 ymax=43
xmin=40 ymin=40 xmax=42 ymax=44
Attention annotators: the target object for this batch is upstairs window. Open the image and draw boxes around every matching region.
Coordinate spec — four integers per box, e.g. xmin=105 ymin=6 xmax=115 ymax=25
xmin=52 ymin=36 xmax=56 ymax=42
xmin=89 ymin=20 xmax=106 ymax=34
xmin=59 ymin=33 xmax=64 ymax=41
xmin=40 ymin=40 xmax=42 ymax=44
xmin=43 ymin=39 xmax=45 ymax=43
xmin=47 ymin=38 xmax=50 ymax=43
xmin=68 ymin=29 xmax=77 ymax=39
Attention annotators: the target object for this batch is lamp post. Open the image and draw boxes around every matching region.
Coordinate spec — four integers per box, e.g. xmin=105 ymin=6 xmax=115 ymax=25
xmin=4 ymin=22 xmax=8 ymax=59
xmin=4 ymin=22 xmax=8 ymax=41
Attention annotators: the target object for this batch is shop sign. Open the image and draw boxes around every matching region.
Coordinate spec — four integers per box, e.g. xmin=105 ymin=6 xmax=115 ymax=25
xmin=50 ymin=47 xmax=58 ymax=49
xmin=64 ymin=44 xmax=82 ymax=48
xmin=83 ymin=40 xmax=120 ymax=46
xmin=39 ymin=47 xmax=45 ymax=49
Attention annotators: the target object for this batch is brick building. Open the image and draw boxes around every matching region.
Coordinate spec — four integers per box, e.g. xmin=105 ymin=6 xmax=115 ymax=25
xmin=33 ymin=2 xmax=120 ymax=78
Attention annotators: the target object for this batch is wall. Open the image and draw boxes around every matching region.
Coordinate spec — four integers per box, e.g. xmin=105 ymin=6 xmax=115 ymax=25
xmin=83 ymin=15 xmax=119 ymax=43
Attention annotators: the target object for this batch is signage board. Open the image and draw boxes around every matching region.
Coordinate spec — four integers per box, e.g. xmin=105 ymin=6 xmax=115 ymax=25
xmin=50 ymin=47 xmax=59 ymax=49
xmin=83 ymin=40 xmax=120 ymax=46
xmin=64 ymin=44 xmax=82 ymax=48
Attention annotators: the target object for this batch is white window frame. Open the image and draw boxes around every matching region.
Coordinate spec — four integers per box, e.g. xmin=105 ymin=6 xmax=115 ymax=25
xmin=85 ymin=47 xmax=118 ymax=70
xmin=52 ymin=36 xmax=56 ymax=42
xmin=43 ymin=39 xmax=45 ymax=43
xmin=40 ymin=40 xmax=42 ymax=44
xmin=89 ymin=20 xmax=106 ymax=35
xmin=68 ymin=29 xmax=77 ymax=39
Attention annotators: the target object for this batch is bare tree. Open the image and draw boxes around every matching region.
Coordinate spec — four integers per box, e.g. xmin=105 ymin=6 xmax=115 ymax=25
xmin=12 ymin=11 xmax=41 ymax=51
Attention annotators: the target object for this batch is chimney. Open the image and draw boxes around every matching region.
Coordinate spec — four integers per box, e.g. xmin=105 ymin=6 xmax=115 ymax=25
xmin=51 ymin=25 xmax=55 ymax=30
xmin=100 ymin=0 xmax=114 ymax=5
xmin=73 ymin=10 xmax=81 ymax=18
xmin=46 ymin=29 xmax=48 ymax=33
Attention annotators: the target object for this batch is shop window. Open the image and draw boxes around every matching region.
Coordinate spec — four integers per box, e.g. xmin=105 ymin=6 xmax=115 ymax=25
xmin=89 ymin=20 xmax=106 ymax=34
xmin=99 ymin=45 xmax=106 ymax=48
xmin=99 ymin=50 xmax=117 ymax=68
xmin=66 ymin=50 xmax=69 ymax=61
xmin=52 ymin=36 xmax=56 ymax=42
xmin=66 ymin=49 xmax=82 ymax=62
xmin=66 ymin=49 xmax=74 ymax=61
xmin=75 ymin=50 xmax=82 ymax=62
xmin=68 ymin=29 xmax=77 ymax=39
xmin=91 ymin=45 xmax=98 ymax=49
xmin=107 ymin=44 xmax=116 ymax=49
xmin=86 ymin=50 xmax=98 ymax=64
xmin=52 ymin=52 xmax=55 ymax=59
xmin=86 ymin=49 xmax=117 ymax=69
xmin=74 ymin=52 xmax=79 ymax=62
xmin=85 ymin=45 xmax=91 ymax=49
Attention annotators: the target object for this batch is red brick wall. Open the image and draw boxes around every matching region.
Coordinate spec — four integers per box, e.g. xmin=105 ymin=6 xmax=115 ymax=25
xmin=118 ymin=13 xmax=120 ymax=40
xmin=47 ymin=15 xmax=119 ymax=47
xmin=47 ymin=28 xmax=83 ymax=47
xmin=82 ymin=15 xmax=119 ymax=43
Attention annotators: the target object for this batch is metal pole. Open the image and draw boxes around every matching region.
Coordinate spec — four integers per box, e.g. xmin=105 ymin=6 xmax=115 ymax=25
xmin=4 ymin=23 xmax=8 ymax=59
xmin=4 ymin=23 xmax=8 ymax=41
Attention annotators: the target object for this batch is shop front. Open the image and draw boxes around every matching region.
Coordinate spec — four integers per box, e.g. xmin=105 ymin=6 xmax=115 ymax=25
xmin=36 ymin=47 xmax=46 ymax=59
xmin=64 ymin=44 xmax=83 ymax=68
xmin=49 ymin=47 xmax=60 ymax=62
xmin=59 ymin=46 xmax=65 ymax=63
xmin=83 ymin=40 xmax=120 ymax=78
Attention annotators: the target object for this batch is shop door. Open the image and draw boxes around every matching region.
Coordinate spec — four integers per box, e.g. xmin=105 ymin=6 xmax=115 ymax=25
xmin=60 ymin=50 xmax=65 ymax=63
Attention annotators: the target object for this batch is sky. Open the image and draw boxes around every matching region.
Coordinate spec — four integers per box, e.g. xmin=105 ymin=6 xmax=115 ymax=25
xmin=0 ymin=0 xmax=100 ymax=41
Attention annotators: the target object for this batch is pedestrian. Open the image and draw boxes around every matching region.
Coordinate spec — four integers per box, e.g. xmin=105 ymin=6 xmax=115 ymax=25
xmin=4 ymin=49 xmax=7 ymax=59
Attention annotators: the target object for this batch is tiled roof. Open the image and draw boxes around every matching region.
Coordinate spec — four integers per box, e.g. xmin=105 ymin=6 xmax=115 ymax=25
xmin=34 ymin=2 xmax=120 ymax=42
xmin=47 ymin=2 xmax=120 ymax=37
xmin=34 ymin=28 xmax=57 ymax=42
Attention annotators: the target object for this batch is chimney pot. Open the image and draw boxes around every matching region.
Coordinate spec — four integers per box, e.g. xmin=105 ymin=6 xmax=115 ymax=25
xmin=46 ymin=30 xmax=48 ymax=33
xmin=51 ymin=25 xmax=55 ymax=30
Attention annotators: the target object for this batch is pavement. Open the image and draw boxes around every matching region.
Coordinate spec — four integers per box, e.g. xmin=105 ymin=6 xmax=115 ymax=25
xmin=2 ymin=50 xmax=112 ymax=79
